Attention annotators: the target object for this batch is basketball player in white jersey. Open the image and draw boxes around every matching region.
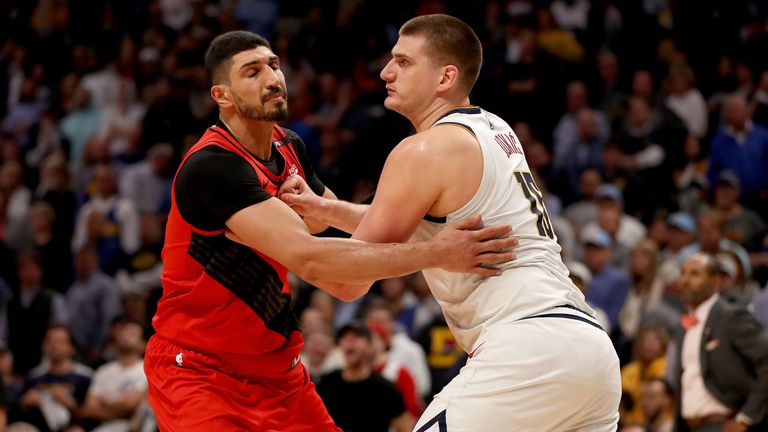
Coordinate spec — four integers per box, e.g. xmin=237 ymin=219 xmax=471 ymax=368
xmin=280 ymin=14 xmax=621 ymax=431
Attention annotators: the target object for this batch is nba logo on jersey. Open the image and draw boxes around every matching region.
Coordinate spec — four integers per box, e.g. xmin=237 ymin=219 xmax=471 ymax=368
xmin=289 ymin=164 xmax=299 ymax=176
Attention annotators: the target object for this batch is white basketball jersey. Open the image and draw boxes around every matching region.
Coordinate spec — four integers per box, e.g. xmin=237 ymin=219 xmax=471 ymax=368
xmin=412 ymin=107 xmax=593 ymax=352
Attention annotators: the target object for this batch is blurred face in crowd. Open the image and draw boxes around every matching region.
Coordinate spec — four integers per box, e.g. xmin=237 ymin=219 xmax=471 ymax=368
xmin=683 ymin=135 xmax=701 ymax=161
xmin=584 ymin=244 xmax=611 ymax=273
xmin=380 ymin=34 xmax=443 ymax=119
xmin=632 ymin=70 xmax=654 ymax=100
xmin=679 ymin=254 xmax=719 ymax=308
xmin=723 ymin=95 xmax=749 ymax=130
xmin=637 ymin=328 xmax=666 ymax=363
xmin=697 ymin=215 xmax=722 ymax=253
xmin=640 ymin=379 xmax=672 ymax=421
xmin=628 ymin=98 xmax=652 ymax=129
xmin=365 ymin=307 xmax=394 ymax=344
xmin=18 ymin=255 xmax=43 ymax=287
xmin=75 ymin=247 xmax=98 ymax=279
xmin=93 ymin=164 xmax=118 ymax=197
xmin=579 ymin=169 xmax=601 ymax=199
xmin=714 ymin=183 xmax=740 ymax=210
xmin=115 ymin=322 xmax=145 ymax=355
xmin=631 ymin=245 xmax=654 ymax=277
xmin=597 ymin=205 xmax=621 ymax=236
xmin=666 ymin=227 xmax=694 ymax=252
xmin=44 ymin=327 xmax=75 ymax=362
xmin=338 ymin=331 xmax=371 ymax=369
xmin=299 ymin=308 xmax=326 ymax=334
xmin=576 ymin=110 xmax=597 ymax=141
xmin=304 ymin=330 xmax=334 ymax=367
xmin=217 ymin=46 xmax=288 ymax=122
xmin=566 ymin=81 xmax=588 ymax=112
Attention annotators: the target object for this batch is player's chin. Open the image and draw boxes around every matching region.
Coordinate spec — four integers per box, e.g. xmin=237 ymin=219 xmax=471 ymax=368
xmin=383 ymin=97 xmax=399 ymax=111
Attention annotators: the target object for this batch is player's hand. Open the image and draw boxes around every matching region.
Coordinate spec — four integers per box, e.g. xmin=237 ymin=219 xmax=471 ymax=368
xmin=431 ymin=213 xmax=518 ymax=276
xmin=279 ymin=175 xmax=323 ymax=218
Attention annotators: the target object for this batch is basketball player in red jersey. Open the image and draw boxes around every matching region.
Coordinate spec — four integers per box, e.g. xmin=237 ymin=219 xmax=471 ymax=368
xmin=144 ymin=31 xmax=519 ymax=431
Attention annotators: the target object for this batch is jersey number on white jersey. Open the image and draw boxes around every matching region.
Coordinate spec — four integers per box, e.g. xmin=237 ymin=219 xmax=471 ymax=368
xmin=514 ymin=171 xmax=555 ymax=239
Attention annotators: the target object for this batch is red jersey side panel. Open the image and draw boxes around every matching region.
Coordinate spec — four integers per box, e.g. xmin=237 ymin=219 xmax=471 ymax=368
xmin=153 ymin=125 xmax=307 ymax=372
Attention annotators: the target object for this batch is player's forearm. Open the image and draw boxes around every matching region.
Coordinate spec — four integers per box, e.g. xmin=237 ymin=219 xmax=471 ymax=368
xmin=293 ymin=237 xmax=437 ymax=299
xmin=311 ymin=198 xmax=368 ymax=234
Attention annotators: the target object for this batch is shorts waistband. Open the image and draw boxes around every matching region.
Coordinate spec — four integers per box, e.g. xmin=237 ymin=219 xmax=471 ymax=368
xmin=517 ymin=304 xmax=604 ymax=332
xmin=147 ymin=335 xmax=303 ymax=381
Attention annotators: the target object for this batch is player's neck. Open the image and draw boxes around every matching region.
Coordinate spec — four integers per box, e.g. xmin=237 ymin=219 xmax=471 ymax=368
xmin=409 ymin=96 xmax=472 ymax=132
xmin=220 ymin=114 xmax=275 ymax=159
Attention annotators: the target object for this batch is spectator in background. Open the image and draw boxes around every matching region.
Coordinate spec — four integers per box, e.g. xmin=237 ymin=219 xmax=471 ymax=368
xmin=707 ymin=94 xmax=768 ymax=202
xmin=639 ymin=378 xmax=674 ymax=432
xmin=71 ymin=164 xmax=140 ymax=275
xmin=316 ymin=322 xmax=413 ymax=432
xmin=567 ymin=260 xmax=612 ymax=333
xmin=66 ymin=246 xmax=122 ymax=365
xmin=556 ymin=109 xmax=607 ymax=200
xmin=118 ymin=143 xmax=173 ymax=216
xmin=563 ymin=168 xmax=602 ymax=231
xmin=0 ymin=161 xmax=31 ymax=251
xmin=98 ymin=81 xmax=145 ymax=162
xmin=673 ymin=135 xmax=708 ymax=216
xmin=17 ymin=325 xmax=92 ymax=432
xmin=1 ymin=77 xmax=48 ymax=149
xmin=378 ymin=277 xmax=418 ymax=336
xmin=581 ymin=227 xmax=631 ymax=334
xmin=583 ymin=184 xmax=646 ymax=252
xmin=8 ymin=251 xmax=68 ymax=375
xmin=615 ymin=97 xmax=678 ymax=205
xmin=672 ymin=253 xmax=768 ymax=432
xmin=370 ymin=327 xmax=423 ymax=419
xmin=301 ymin=326 xmax=344 ymax=384
xmin=34 ymin=154 xmax=76 ymax=240
xmin=679 ymin=210 xmax=752 ymax=282
xmin=28 ymin=202 xmax=73 ymax=293
xmin=712 ymin=171 xmax=766 ymax=252
xmin=364 ymin=300 xmax=430 ymax=399
xmin=594 ymin=50 xmax=626 ymax=122
xmin=619 ymin=240 xmax=668 ymax=340
xmin=59 ymin=87 xmax=102 ymax=168
xmin=621 ymin=326 xmax=669 ymax=425
xmin=752 ymin=70 xmax=768 ymax=126
xmin=77 ymin=320 xmax=147 ymax=432
xmin=665 ymin=66 xmax=708 ymax=138
xmin=553 ymin=81 xmax=610 ymax=168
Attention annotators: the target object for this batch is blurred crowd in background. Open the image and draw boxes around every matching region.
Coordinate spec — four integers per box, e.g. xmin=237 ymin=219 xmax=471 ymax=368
xmin=0 ymin=0 xmax=767 ymax=431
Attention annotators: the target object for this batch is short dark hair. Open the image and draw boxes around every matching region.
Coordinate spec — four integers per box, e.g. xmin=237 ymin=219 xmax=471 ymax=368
xmin=205 ymin=31 xmax=271 ymax=85
xmin=46 ymin=323 xmax=75 ymax=345
xmin=400 ymin=14 xmax=482 ymax=94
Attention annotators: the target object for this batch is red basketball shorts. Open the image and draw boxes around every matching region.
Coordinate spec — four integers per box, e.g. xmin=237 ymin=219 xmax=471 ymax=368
xmin=144 ymin=335 xmax=341 ymax=431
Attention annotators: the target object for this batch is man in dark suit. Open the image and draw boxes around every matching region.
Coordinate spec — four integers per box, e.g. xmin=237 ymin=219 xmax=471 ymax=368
xmin=672 ymin=253 xmax=768 ymax=432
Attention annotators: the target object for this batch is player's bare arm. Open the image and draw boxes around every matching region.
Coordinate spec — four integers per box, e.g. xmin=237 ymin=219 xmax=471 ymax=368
xmin=279 ymin=124 xmax=485 ymax=243
xmin=353 ymin=124 xmax=483 ymax=243
xmin=226 ymin=196 xmax=517 ymax=301
xmin=280 ymin=177 xmax=366 ymax=234
xmin=301 ymin=186 xmax=340 ymax=234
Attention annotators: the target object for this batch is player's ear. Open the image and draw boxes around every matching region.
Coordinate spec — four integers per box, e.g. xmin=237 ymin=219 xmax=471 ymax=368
xmin=438 ymin=65 xmax=460 ymax=92
xmin=211 ymin=84 xmax=234 ymax=108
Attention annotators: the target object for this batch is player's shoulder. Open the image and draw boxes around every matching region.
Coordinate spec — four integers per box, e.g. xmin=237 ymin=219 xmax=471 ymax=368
xmin=399 ymin=123 xmax=476 ymax=153
xmin=280 ymin=127 xmax=304 ymax=146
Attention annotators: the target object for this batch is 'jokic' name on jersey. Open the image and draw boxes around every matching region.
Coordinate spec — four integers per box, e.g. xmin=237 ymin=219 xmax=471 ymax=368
xmin=494 ymin=132 xmax=523 ymax=157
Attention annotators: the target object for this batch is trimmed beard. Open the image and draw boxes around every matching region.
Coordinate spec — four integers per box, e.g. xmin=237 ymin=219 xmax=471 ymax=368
xmin=233 ymin=90 xmax=289 ymax=122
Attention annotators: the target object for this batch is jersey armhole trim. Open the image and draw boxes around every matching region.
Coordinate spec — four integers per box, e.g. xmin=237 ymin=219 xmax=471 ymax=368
xmin=434 ymin=122 xmax=477 ymax=139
